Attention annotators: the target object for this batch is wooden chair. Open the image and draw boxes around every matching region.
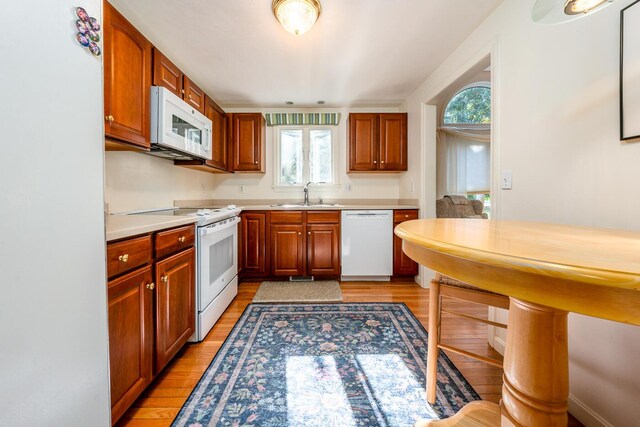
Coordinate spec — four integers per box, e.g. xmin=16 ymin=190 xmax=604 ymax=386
xmin=426 ymin=196 xmax=508 ymax=404
xmin=426 ymin=273 xmax=509 ymax=404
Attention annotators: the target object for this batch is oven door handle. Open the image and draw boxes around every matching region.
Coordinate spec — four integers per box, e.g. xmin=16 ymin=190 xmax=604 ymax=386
xmin=199 ymin=216 xmax=240 ymax=236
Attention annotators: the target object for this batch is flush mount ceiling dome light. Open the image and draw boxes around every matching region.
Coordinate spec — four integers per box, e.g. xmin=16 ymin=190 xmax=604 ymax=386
xmin=564 ymin=0 xmax=610 ymax=14
xmin=532 ymin=0 xmax=614 ymax=24
xmin=272 ymin=0 xmax=322 ymax=36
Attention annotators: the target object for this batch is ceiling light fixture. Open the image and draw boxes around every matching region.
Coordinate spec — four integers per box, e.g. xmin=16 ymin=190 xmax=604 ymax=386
xmin=564 ymin=0 xmax=609 ymax=14
xmin=272 ymin=0 xmax=322 ymax=36
xmin=532 ymin=0 xmax=614 ymax=24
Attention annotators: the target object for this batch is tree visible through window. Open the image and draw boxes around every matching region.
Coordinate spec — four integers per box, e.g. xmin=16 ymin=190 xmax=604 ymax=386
xmin=444 ymin=85 xmax=491 ymax=124
xmin=277 ymin=127 xmax=335 ymax=186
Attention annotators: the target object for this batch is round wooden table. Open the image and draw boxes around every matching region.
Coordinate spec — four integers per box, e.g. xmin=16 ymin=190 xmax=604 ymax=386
xmin=395 ymin=219 xmax=640 ymax=426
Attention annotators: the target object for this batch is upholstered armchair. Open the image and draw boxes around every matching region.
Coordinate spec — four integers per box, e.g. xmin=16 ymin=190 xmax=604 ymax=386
xmin=435 ymin=195 xmax=488 ymax=219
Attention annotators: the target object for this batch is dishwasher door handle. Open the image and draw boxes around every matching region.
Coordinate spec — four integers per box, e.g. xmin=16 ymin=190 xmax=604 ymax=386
xmin=345 ymin=213 xmax=390 ymax=218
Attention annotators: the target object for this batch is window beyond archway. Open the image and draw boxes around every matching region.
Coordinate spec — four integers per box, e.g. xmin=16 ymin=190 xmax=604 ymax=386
xmin=443 ymin=84 xmax=491 ymax=125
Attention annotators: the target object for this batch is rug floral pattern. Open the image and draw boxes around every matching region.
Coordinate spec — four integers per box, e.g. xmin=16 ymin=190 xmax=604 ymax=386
xmin=173 ymin=304 xmax=479 ymax=427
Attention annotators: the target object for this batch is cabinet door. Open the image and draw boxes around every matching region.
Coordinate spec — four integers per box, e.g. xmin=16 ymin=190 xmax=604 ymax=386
xmin=231 ymin=113 xmax=265 ymax=172
xmin=241 ymin=212 xmax=267 ymax=275
xmin=393 ymin=210 xmax=419 ymax=276
xmin=271 ymin=224 xmax=305 ymax=277
xmin=205 ymin=96 xmax=228 ymax=171
xmin=152 ymin=48 xmax=183 ymax=97
xmin=379 ymin=113 xmax=408 ymax=171
xmin=348 ymin=113 xmax=379 ymax=171
xmin=103 ymin=1 xmax=152 ymax=148
xmin=184 ymin=77 xmax=205 ymax=114
xmin=107 ymin=266 xmax=154 ymax=424
xmin=155 ymin=248 xmax=195 ymax=373
xmin=307 ymin=224 xmax=340 ymax=276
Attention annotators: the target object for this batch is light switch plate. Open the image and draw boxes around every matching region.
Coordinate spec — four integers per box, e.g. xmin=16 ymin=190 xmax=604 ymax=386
xmin=502 ymin=170 xmax=513 ymax=190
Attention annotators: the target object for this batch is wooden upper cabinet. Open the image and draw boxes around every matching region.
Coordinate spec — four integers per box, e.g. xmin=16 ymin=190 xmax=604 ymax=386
xmin=103 ymin=1 xmax=152 ymax=149
xmin=379 ymin=113 xmax=408 ymax=171
xmin=205 ymin=96 xmax=228 ymax=171
xmin=348 ymin=112 xmax=408 ymax=172
xmin=154 ymin=248 xmax=195 ymax=373
xmin=184 ymin=77 xmax=205 ymax=114
xmin=107 ymin=266 xmax=154 ymax=424
xmin=152 ymin=48 xmax=183 ymax=97
xmin=348 ymin=113 xmax=379 ymax=171
xmin=230 ymin=113 xmax=265 ymax=172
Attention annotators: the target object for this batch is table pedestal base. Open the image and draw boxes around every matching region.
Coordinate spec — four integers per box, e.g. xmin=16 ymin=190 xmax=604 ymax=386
xmin=416 ymin=298 xmax=569 ymax=427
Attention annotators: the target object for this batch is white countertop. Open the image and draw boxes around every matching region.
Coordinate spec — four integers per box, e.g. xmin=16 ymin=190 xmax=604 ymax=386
xmin=106 ymin=214 xmax=199 ymax=242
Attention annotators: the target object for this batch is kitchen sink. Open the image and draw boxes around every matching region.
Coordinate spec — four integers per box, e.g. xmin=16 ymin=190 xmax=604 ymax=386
xmin=270 ymin=203 xmax=342 ymax=208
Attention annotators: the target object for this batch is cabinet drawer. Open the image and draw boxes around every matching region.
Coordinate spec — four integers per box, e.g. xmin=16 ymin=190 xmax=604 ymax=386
xmin=394 ymin=209 xmax=419 ymax=223
xmin=306 ymin=211 xmax=340 ymax=224
xmin=155 ymin=225 xmax=195 ymax=259
xmin=107 ymin=235 xmax=152 ymax=279
xmin=270 ymin=211 xmax=303 ymax=224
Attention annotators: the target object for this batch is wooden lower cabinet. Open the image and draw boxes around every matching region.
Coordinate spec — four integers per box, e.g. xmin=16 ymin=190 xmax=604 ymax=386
xmin=271 ymin=224 xmax=305 ymax=276
xmin=393 ymin=209 xmax=419 ymax=277
xmin=266 ymin=211 xmax=340 ymax=278
xmin=107 ymin=227 xmax=196 ymax=424
xmin=307 ymin=224 xmax=340 ymax=276
xmin=107 ymin=266 xmax=154 ymax=424
xmin=155 ymin=247 xmax=195 ymax=373
xmin=241 ymin=212 xmax=267 ymax=276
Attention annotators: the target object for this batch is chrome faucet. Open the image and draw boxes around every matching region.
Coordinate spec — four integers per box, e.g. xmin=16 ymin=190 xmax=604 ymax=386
xmin=303 ymin=181 xmax=313 ymax=206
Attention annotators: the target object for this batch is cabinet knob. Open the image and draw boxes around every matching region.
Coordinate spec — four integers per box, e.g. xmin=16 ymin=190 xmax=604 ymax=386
xmin=178 ymin=236 xmax=186 ymax=243
xmin=188 ymin=94 xmax=192 ymax=99
xmin=146 ymin=283 xmax=155 ymax=290
xmin=308 ymin=231 xmax=311 ymax=235
xmin=381 ymin=160 xmax=385 ymax=164
xmin=373 ymin=160 xmax=377 ymax=164
xmin=118 ymin=254 xmax=129 ymax=262
xmin=405 ymin=215 xmax=409 ymax=218
xmin=160 ymin=275 xmax=168 ymax=283
xmin=298 ymin=232 xmax=301 ymax=235
xmin=105 ymin=115 xmax=114 ymax=123
xmin=254 ymin=161 xmax=258 ymax=164
xmin=181 ymin=89 xmax=185 ymax=94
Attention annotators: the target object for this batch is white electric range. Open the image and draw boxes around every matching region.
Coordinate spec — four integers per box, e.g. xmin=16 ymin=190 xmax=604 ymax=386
xmin=128 ymin=206 xmax=242 ymax=341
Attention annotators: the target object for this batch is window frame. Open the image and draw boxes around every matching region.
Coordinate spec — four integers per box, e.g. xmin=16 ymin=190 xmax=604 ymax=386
xmin=442 ymin=81 xmax=491 ymax=126
xmin=272 ymin=125 xmax=340 ymax=191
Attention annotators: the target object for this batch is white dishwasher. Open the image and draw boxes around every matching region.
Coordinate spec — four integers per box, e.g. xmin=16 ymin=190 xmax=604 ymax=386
xmin=341 ymin=210 xmax=393 ymax=281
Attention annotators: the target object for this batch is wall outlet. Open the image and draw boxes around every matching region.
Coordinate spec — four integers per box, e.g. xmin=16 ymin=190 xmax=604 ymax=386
xmin=345 ymin=184 xmax=352 ymax=192
xmin=240 ymin=185 xmax=244 ymax=193
xmin=411 ymin=182 xmax=415 ymax=193
xmin=501 ymin=170 xmax=513 ymax=190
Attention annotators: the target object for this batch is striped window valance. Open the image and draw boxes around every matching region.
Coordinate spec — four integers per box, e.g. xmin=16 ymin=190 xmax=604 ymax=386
xmin=264 ymin=113 xmax=341 ymax=126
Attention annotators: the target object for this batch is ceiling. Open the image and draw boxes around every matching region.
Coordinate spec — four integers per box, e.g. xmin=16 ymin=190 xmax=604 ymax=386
xmin=110 ymin=0 xmax=503 ymax=108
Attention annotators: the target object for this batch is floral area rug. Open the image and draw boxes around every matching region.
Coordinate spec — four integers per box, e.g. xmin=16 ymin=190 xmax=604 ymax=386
xmin=172 ymin=303 xmax=480 ymax=427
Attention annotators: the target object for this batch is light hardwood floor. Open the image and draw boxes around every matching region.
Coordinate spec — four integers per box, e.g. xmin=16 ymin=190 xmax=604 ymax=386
xmin=117 ymin=281 xmax=583 ymax=426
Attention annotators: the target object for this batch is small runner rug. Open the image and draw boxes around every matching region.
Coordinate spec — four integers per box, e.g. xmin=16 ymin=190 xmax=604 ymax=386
xmin=172 ymin=303 xmax=480 ymax=427
xmin=253 ymin=281 xmax=343 ymax=303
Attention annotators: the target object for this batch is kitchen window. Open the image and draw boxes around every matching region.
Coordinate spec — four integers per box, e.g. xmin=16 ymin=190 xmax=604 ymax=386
xmin=274 ymin=126 xmax=337 ymax=188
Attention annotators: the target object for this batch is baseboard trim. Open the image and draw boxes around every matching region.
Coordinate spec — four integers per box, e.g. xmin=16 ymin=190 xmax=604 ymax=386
xmin=568 ymin=393 xmax=613 ymax=427
xmin=492 ymin=335 xmax=506 ymax=356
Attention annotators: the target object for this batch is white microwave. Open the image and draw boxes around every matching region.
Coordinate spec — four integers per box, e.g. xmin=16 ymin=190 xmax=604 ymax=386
xmin=151 ymin=86 xmax=212 ymax=160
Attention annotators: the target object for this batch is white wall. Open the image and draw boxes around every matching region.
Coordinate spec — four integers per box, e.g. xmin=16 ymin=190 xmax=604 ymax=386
xmin=402 ymin=1 xmax=640 ymax=425
xmin=105 ymin=151 xmax=217 ymax=212
xmin=210 ymin=107 xmax=407 ymax=202
xmin=0 ymin=1 xmax=111 ymax=425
